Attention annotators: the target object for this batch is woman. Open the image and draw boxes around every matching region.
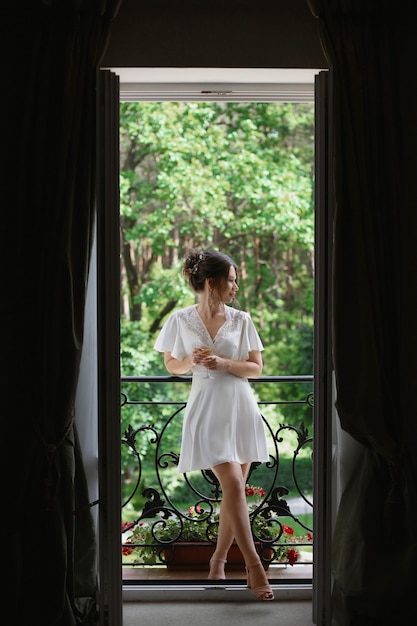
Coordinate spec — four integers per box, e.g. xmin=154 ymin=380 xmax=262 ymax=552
xmin=154 ymin=248 xmax=274 ymax=601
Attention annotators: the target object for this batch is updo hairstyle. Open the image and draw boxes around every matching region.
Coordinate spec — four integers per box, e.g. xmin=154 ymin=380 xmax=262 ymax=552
xmin=182 ymin=248 xmax=238 ymax=294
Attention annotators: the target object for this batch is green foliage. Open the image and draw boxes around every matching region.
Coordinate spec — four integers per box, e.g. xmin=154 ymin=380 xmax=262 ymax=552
xmin=119 ymin=100 xmax=314 ymax=380
xmin=119 ymin=101 xmax=315 ymax=493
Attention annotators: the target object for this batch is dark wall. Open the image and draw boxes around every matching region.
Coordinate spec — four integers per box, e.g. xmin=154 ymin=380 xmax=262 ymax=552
xmin=103 ymin=0 xmax=327 ymax=69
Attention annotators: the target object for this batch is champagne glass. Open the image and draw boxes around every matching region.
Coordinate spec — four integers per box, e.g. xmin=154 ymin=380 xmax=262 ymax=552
xmin=196 ymin=346 xmax=213 ymax=378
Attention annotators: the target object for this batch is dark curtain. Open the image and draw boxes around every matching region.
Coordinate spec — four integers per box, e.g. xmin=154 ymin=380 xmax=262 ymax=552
xmin=2 ymin=1 xmax=121 ymax=624
xmin=308 ymin=1 xmax=417 ymax=624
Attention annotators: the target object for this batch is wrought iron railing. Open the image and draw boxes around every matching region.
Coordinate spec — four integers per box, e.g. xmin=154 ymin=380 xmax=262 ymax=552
xmin=121 ymin=375 xmax=313 ymax=575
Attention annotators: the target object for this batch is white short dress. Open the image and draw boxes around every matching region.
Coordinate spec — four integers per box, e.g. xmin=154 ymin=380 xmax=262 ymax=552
xmin=154 ymin=304 xmax=269 ymax=473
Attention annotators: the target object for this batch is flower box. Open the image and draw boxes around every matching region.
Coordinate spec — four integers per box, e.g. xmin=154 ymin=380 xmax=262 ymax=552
xmin=162 ymin=541 xmax=271 ymax=571
xmin=122 ymin=484 xmax=312 ymax=569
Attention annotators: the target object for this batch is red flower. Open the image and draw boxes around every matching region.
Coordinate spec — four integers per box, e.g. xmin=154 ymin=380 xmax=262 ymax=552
xmin=122 ymin=544 xmax=135 ymax=556
xmin=245 ymin=484 xmax=265 ymax=498
xmin=287 ymin=548 xmax=299 ymax=566
xmin=282 ymin=525 xmax=294 ymax=536
xmin=188 ymin=505 xmax=202 ymax=515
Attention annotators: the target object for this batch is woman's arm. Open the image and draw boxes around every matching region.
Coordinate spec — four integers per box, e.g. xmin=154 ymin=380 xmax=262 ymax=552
xmin=225 ymin=350 xmax=263 ymax=378
xmin=163 ymin=349 xmax=263 ymax=379
xmin=163 ymin=351 xmax=194 ymax=375
xmin=203 ymin=349 xmax=263 ymax=379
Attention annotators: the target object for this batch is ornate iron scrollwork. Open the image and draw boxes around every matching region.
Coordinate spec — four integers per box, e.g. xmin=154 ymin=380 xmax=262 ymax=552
xmin=121 ymin=376 xmax=313 ymax=569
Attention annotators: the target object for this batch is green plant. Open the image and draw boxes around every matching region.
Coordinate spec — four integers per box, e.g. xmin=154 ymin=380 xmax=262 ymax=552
xmin=122 ymin=485 xmax=312 ymax=566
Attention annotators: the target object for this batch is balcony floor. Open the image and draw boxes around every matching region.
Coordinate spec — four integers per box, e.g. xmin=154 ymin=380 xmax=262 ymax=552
xmin=123 ymin=565 xmax=313 ymax=624
xmin=123 ymin=563 xmax=313 ymax=608
xmin=124 ymin=601 xmax=313 ymax=626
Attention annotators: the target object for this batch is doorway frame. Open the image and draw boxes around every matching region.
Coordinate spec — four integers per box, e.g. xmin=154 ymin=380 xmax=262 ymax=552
xmin=96 ymin=66 xmax=333 ymax=624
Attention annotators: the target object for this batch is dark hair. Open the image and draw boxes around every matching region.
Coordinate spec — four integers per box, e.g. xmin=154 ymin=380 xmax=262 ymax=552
xmin=182 ymin=248 xmax=238 ymax=294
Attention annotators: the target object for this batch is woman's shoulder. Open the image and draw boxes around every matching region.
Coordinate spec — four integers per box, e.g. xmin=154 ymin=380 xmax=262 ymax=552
xmin=227 ymin=307 xmax=253 ymax=327
xmin=174 ymin=305 xmax=196 ymax=319
xmin=227 ymin=306 xmax=251 ymax=320
xmin=164 ymin=305 xmax=197 ymax=327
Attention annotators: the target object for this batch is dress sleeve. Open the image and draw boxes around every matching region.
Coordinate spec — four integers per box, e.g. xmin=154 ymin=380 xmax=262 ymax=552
xmin=239 ymin=312 xmax=264 ymax=360
xmin=153 ymin=312 xmax=189 ymax=360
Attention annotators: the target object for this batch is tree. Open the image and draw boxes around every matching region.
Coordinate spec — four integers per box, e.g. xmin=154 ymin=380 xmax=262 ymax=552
xmin=119 ymin=101 xmax=314 ymax=383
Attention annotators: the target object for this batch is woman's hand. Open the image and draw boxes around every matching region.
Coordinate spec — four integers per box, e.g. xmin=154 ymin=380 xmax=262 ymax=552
xmin=193 ymin=347 xmax=225 ymax=371
xmin=204 ymin=350 xmax=263 ymax=378
xmin=208 ymin=355 xmax=228 ymax=371
xmin=192 ymin=346 xmax=212 ymax=365
xmin=193 ymin=350 xmax=228 ymax=372
xmin=187 ymin=348 xmax=263 ymax=378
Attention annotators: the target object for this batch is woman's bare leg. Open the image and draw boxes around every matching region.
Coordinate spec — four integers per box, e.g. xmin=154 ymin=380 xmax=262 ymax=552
xmin=208 ymin=463 xmax=250 ymax=579
xmin=209 ymin=462 xmax=273 ymax=599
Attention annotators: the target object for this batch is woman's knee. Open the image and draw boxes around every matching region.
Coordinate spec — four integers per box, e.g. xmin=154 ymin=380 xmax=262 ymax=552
xmin=213 ymin=462 xmax=245 ymax=491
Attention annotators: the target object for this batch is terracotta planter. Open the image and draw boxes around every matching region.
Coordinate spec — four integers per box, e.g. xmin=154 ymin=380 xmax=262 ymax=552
xmin=163 ymin=542 xmax=271 ymax=571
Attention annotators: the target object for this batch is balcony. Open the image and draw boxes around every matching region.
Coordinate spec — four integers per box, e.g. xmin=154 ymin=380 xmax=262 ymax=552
xmin=121 ymin=375 xmax=313 ymax=592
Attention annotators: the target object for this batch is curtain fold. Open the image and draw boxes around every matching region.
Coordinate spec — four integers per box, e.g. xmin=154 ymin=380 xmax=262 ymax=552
xmin=308 ymin=1 xmax=417 ymax=624
xmin=2 ymin=1 xmax=121 ymax=624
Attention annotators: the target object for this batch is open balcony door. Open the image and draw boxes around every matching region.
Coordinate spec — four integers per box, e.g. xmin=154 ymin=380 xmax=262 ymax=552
xmin=313 ymin=69 xmax=335 ymax=625
xmin=96 ymin=68 xmax=123 ymax=626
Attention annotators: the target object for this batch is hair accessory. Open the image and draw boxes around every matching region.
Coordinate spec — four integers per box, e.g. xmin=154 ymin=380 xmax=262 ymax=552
xmin=189 ymin=252 xmax=205 ymax=275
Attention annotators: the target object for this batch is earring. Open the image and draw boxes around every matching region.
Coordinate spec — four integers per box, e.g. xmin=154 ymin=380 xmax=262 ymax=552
xmin=209 ymin=287 xmax=215 ymax=308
